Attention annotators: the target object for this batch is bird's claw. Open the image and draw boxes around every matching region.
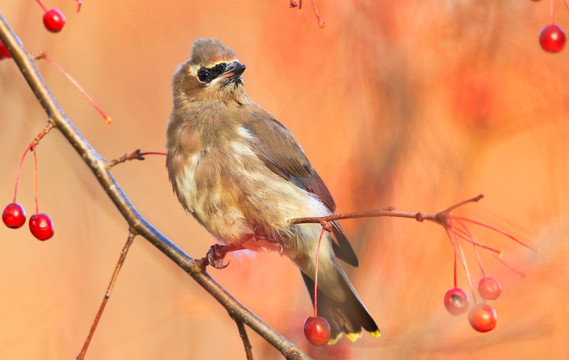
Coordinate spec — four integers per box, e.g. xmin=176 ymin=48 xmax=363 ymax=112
xmin=206 ymin=244 xmax=230 ymax=269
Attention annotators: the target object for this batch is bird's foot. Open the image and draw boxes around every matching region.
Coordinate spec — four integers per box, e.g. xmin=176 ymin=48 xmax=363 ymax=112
xmin=206 ymin=244 xmax=231 ymax=269
xmin=205 ymin=242 xmax=248 ymax=269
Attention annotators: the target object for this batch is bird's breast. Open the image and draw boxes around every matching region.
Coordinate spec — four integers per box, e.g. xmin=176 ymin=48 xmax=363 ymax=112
xmin=172 ymin=137 xmax=330 ymax=248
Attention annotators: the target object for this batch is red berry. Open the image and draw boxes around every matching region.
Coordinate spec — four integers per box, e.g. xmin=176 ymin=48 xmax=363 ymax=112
xmin=0 ymin=42 xmax=10 ymax=59
xmin=2 ymin=203 xmax=26 ymax=228
xmin=304 ymin=316 xmax=330 ymax=346
xmin=443 ymin=287 xmax=469 ymax=315
xmin=29 ymin=213 xmax=54 ymax=240
xmin=478 ymin=277 xmax=502 ymax=300
xmin=43 ymin=8 xmax=66 ymax=33
xmin=539 ymin=24 xmax=566 ymax=53
xmin=468 ymin=303 xmax=497 ymax=332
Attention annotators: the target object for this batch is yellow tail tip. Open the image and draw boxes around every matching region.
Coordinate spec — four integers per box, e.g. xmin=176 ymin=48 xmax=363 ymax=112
xmin=328 ymin=333 xmax=343 ymax=345
xmin=369 ymin=329 xmax=381 ymax=338
xmin=346 ymin=332 xmax=363 ymax=342
xmin=328 ymin=329 xmax=381 ymax=344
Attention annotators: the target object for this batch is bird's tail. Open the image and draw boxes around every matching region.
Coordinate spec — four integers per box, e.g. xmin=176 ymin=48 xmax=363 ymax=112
xmin=300 ymin=260 xmax=380 ymax=343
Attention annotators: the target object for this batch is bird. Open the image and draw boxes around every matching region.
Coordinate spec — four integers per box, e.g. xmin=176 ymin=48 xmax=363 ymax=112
xmin=166 ymin=38 xmax=380 ymax=342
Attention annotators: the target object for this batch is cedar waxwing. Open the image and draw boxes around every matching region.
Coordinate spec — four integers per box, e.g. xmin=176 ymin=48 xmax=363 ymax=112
xmin=166 ymin=38 xmax=380 ymax=342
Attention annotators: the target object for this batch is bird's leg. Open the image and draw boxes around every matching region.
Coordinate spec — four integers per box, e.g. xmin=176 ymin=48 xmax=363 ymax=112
xmin=248 ymin=234 xmax=285 ymax=254
xmin=206 ymin=233 xmax=286 ymax=269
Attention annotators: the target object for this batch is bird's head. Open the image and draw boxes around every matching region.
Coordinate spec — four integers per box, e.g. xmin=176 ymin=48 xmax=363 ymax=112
xmin=173 ymin=38 xmax=247 ymax=104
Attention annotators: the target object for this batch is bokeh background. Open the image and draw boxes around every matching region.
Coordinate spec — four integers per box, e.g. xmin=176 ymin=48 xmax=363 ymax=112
xmin=1 ymin=1 xmax=568 ymax=359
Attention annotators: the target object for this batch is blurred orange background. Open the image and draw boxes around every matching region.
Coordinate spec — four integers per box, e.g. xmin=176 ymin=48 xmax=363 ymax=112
xmin=1 ymin=1 xmax=568 ymax=359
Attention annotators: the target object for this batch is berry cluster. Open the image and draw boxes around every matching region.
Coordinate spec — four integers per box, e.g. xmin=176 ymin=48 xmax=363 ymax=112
xmin=2 ymin=131 xmax=54 ymax=241
xmin=440 ymin=214 xmax=534 ymax=333
xmin=444 ymin=277 xmax=500 ymax=332
xmin=534 ymin=0 xmax=567 ymax=52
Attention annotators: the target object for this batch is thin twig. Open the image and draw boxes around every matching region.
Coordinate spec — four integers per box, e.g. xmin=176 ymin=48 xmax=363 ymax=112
xmin=441 ymin=194 xmax=484 ymax=214
xmin=233 ymin=317 xmax=254 ymax=360
xmin=289 ymin=194 xmax=485 ymax=229
xmin=107 ymin=150 xmax=167 ymax=167
xmin=290 ymin=209 xmax=430 ymax=225
xmin=77 ymin=231 xmax=136 ymax=360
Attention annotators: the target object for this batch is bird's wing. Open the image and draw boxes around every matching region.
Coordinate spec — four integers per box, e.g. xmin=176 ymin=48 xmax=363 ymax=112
xmin=243 ymin=106 xmax=334 ymax=210
xmin=243 ymin=106 xmax=358 ymax=266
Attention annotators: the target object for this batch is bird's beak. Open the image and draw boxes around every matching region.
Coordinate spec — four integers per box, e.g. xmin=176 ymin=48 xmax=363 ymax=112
xmin=221 ymin=61 xmax=246 ymax=78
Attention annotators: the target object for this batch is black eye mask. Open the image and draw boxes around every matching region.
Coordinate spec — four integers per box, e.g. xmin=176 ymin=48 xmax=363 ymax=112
xmin=197 ymin=63 xmax=227 ymax=83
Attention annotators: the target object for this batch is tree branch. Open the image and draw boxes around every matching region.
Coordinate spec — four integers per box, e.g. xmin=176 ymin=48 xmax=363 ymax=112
xmin=0 ymin=13 xmax=310 ymax=360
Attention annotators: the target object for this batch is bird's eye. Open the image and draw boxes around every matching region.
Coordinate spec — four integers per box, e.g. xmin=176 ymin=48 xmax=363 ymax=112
xmin=197 ymin=68 xmax=211 ymax=83
xmin=197 ymin=63 xmax=227 ymax=83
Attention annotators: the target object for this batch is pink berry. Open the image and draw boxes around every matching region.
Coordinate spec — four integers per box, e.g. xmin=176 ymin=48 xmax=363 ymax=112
xmin=468 ymin=303 xmax=497 ymax=332
xmin=29 ymin=213 xmax=54 ymax=240
xmin=43 ymin=8 xmax=66 ymax=33
xmin=443 ymin=287 xmax=469 ymax=315
xmin=539 ymin=24 xmax=566 ymax=53
xmin=304 ymin=316 xmax=330 ymax=346
xmin=2 ymin=203 xmax=26 ymax=229
xmin=478 ymin=277 xmax=502 ymax=300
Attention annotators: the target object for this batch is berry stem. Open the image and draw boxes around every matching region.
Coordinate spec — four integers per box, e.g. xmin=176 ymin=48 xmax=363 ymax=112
xmin=35 ymin=0 xmax=48 ymax=13
xmin=447 ymin=223 xmax=478 ymax=303
xmin=452 ymin=216 xmax=537 ymax=252
xmin=310 ymin=0 xmax=325 ymax=28
xmin=32 ymin=143 xmax=39 ymax=215
xmin=453 ymin=252 xmax=457 ymax=288
xmin=550 ymin=0 xmax=555 ymax=24
xmin=13 ymin=144 xmax=31 ymax=203
xmin=473 ymin=243 xmax=486 ymax=278
xmin=11 ymin=123 xmax=53 ymax=204
xmin=489 ymin=252 xmax=526 ymax=277
xmin=451 ymin=223 xmax=503 ymax=255
xmin=76 ymin=0 xmax=82 ymax=13
xmin=313 ymin=225 xmax=326 ymax=318
xmin=36 ymin=53 xmax=113 ymax=125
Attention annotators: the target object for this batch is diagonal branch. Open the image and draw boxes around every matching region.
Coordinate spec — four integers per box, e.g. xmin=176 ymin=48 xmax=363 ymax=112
xmin=0 ymin=13 xmax=310 ymax=360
